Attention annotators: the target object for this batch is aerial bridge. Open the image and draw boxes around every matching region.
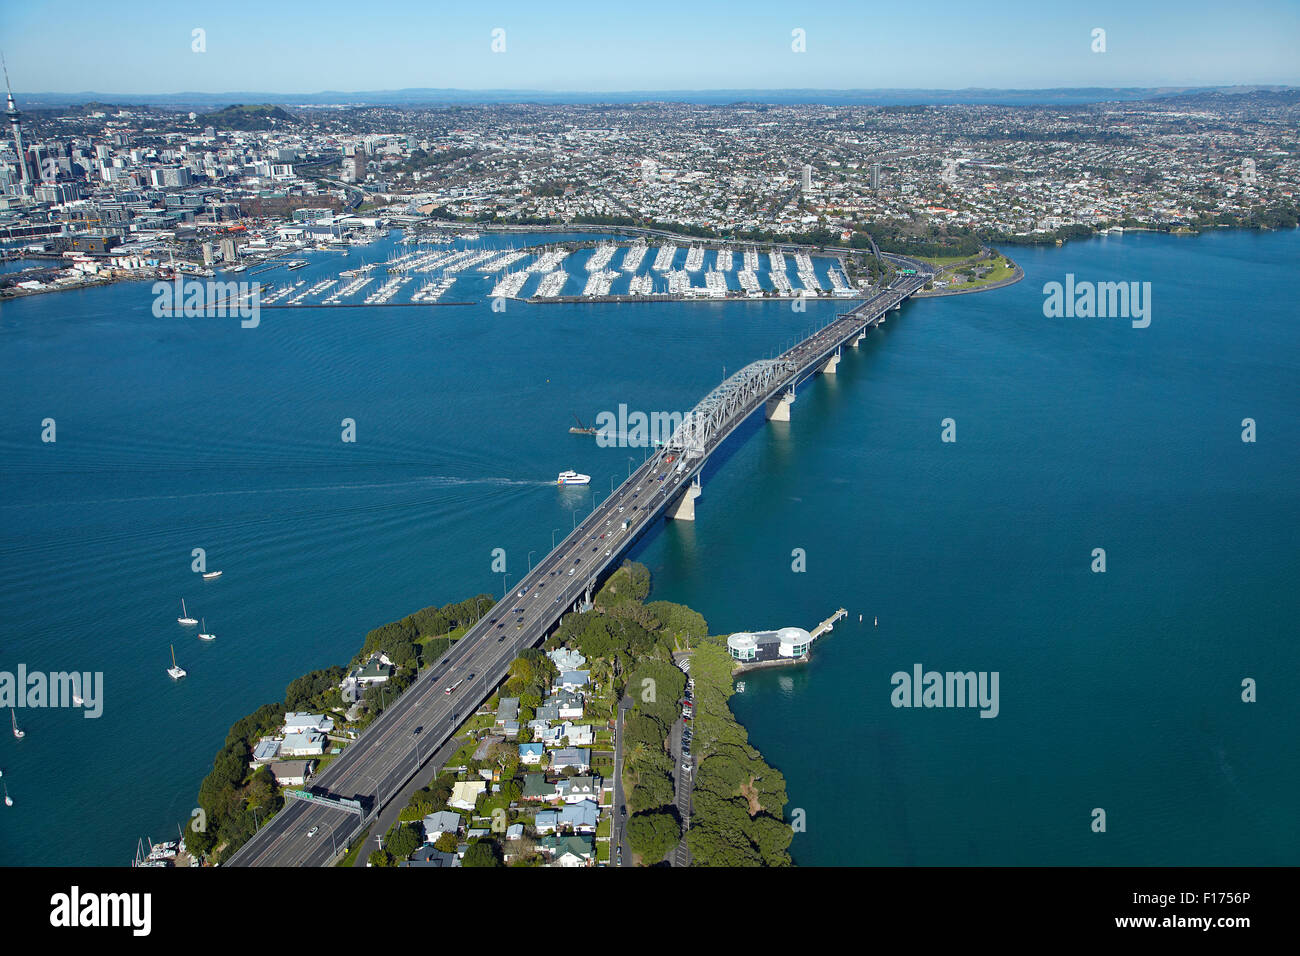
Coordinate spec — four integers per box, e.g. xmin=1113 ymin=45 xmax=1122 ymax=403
xmin=228 ymin=259 xmax=931 ymax=866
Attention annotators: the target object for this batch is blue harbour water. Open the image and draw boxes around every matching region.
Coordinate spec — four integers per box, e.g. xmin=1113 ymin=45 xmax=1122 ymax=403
xmin=0 ymin=229 xmax=1295 ymax=866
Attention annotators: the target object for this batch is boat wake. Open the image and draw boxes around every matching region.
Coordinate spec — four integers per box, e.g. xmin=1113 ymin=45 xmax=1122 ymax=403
xmin=0 ymin=475 xmax=554 ymax=509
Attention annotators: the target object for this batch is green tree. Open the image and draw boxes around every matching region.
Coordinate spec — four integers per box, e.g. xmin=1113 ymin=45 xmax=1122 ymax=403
xmin=383 ymin=822 xmax=421 ymax=862
xmin=462 ymin=839 xmax=504 ymax=867
xmin=626 ymin=810 xmax=682 ymax=864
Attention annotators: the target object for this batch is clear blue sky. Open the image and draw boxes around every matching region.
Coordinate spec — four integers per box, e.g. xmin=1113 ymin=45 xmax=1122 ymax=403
xmin=3 ymin=0 xmax=1297 ymax=94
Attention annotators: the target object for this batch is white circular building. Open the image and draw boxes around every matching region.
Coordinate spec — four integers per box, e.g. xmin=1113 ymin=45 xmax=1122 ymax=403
xmin=726 ymin=632 xmax=759 ymax=662
xmin=727 ymin=627 xmax=813 ymax=663
xmin=777 ymin=627 xmax=812 ymax=658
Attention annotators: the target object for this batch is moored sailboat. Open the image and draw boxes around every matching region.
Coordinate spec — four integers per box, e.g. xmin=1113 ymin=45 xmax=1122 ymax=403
xmin=167 ymin=645 xmax=187 ymax=680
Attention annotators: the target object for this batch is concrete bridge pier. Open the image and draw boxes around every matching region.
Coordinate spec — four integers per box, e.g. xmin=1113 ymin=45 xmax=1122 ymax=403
xmin=765 ymin=388 xmax=796 ymax=421
xmin=667 ymin=473 xmax=702 ymax=521
xmin=818 ymin=348 xmax=841 ymax=375
xmin=847 ymin=328 xmax=866 ymax=348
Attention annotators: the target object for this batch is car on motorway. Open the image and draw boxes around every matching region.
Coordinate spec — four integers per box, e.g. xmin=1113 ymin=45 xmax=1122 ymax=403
xmin=516 ymin=619 xmax=524 ymax=628
xmin=307 ymin=826 xmax=319 ymax=838
xmin=445 ymin=680 xmax=463 ymax=695
xmin=605 ymin=549 xmax=612 ymax=556
xmin=568 ymin=568 xmax=575 ymax=576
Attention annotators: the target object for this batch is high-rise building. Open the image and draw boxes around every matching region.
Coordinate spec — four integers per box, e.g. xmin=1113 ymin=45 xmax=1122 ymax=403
xmin=801 ymin=164 xmax=813 ymax=193
xmin=871 ymin=163 xmax=881 ymax=190
xmin=4 ymin=58 xmax=31 ymax=191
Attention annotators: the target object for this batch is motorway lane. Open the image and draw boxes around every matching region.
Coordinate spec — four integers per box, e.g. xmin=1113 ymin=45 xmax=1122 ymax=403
xmin=230 ymin=273 xmax=925 ymax=866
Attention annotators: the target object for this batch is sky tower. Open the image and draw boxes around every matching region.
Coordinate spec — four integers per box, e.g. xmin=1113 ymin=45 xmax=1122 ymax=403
xmin=2 ymin=53 xmax=30 ymax=190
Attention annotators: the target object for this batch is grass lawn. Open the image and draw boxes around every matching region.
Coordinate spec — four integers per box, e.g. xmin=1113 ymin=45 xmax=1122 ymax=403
xmin=335 ymin=825 xmax=371 ymax=867
xmin=947 ymin=258 xmax=1015 ymax=288
xmin=918 ymin=253 xmax=981 ymax=267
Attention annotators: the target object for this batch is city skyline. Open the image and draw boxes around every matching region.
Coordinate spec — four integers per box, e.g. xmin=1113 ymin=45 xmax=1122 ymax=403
xmin=3 ymin=0 xmax=1298 ymax=95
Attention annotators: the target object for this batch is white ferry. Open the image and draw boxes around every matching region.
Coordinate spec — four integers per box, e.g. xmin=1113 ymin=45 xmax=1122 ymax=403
xmin=556 ymin=471 xmax=591 ymax=486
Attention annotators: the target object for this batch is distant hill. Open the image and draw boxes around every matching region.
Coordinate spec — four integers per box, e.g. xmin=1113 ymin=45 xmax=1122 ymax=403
xmin=17 ymin=86 xmax=1300 ymax=111
xmin=193 ymin=103 xmax=296 ymax=130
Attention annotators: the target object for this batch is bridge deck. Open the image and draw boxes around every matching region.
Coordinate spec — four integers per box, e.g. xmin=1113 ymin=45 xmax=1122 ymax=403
xmin=228 ymin=259 xmax=929 ymax=866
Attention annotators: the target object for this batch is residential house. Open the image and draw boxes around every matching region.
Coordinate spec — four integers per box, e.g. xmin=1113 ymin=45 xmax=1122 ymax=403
xmin=402 ymin=846 xmax=460 ymax=868
xmin=268 ymin=760 xmax=314 ymax=786
xmin=558 ymin=800 xmax=600 ymax=833
xmin=542 ymin=834 xmax=595 ymax=867
xmin=556 ymin=775 xmax=601 ymax=804
xmin=283 ymin=712 xmax=335 ymax=735
xmin=537 ymin=724 xmax=565 ymax=747
xmin=449 ymin=780 xmax=486 ymax=811
xmin=550 ymin=747 xmax=591 ymax=774
xmin=547 ymin=648 xmax=586 ymax=671
xmin=355 ymin=657 xmax=393 ymax=686
xmin=534 ymin=702 xmax=561 ymax=723
xmin=280 ymin=730 xmax=327 ymax=757
xmin=496 ymin=697 xmax=519 ymax=726
xmin=521 ymin=773 xmax=559 ymax=804
xmin=562 ymin=723 xmax=594 ymax=747
xmin=534 ymin=809 xmax=560 ymax=835
xmin=556 ymin=670 xmax=589 ymax=693
xmin=552 ymin=690 xmax=584 ymax=719
xmin=251 ymin=738 xmax=281 ymax=764
xmin=422 ymin=810 xmax=464 ymax=843
xmin=518 ymin=743 xmax=545 ymax=765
